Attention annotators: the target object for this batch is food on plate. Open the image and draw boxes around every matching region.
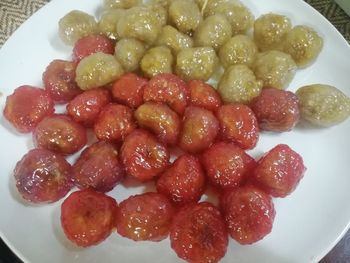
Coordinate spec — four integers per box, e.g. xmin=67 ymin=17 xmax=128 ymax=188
xmin=218 ymin=64 xmax=263 ymax=104
xmin=282 ymin=25 xmax=323 ymax=68
xmin=103 ymin=0 xmax=141 ymax=9
xmin=42 ymin=59 xmax=81 ymax=103
xmin=221 ymin=185 xmax=275 ymax=244
xmin=111 ymin=73 xmax=148 ymax=108
xmin=218 ymin=34 xmax=258 ymax=68
xmin=296 ymin=84 xmax=350 ymax=127
xmin=140 ymin=46 xmax=174 ymax=78
xmin=253 ymin=144 xmax=306 ymax=198
xmin=251 ymin=88 xmax=300 ymax=132
xmin=170 ymin=202 xmax=228 ymax=263
xmin=75 ymin=52 xmax=124 ymax=90
xmin=3 ymin=85 xmax=54 ymax=133
xmin=156 ymin=25 xmax=194 ymax=54
xmin=145 ymin=2 xmax=168 ymax=26
xmin=254 ymin=13 xmax=292 ymax=51
xmin=94 ymin=103 xmax=136 ymax=142
xmin=58 ymin=10 xmax=97 ymax=45
xmin=72 ymin=141 xmax=124 ymax=192
xmin=216 ymin=104 xmax=259 ymax=150
xmin=114 ymin=38 xmax=146 ymax=72
xmin=33 ymin=114 xmax=87 ymax=155
xmin=156 ymin=154 xmax=206 ymax=205
xmin=116 ymin=192 xmax=174 ymax=241
xmin=193 ymin=14 xmax=232 ymax=51
xmin=117 ymin=6 xmax=162 ymax=44
xmin=121 ymin=129 xmax=170 ymax=181
xmin=188 ymin=80 xmax=222 ymax=112
xmin=72 ymin=34 xmax=115 ymax=63
xmin=202 ymin=142 xmax=256 ymax=190
xmin=179 ymin=106 xmax=219 ymax=153
xmin=252 ymin=50 xmax=297 ymax=90
xmin=14 ymin=149 xmax=73 ymax=203
xmin=61 ymin=189 xmax=118 ymax=247
xmin=98 ymin=9 xmax=125 ymax=40
xmin=168 ymin=0 xmax=202 ymax=34
xmin=175 ymin=47 xmax=218 ymax=81
xmin=134 ymin=102 xmax=180 ymax=145
xmin=66 ymin=88 xmax=111 ymax=127
xmin=143 ymin=73 xmax=189 ymax=115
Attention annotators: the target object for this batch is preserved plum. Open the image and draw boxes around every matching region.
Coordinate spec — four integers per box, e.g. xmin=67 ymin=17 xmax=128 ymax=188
xmin=115 ymin=38 xmax=146 ymax=72
xmin=156 ymin=25 xmax=194 ymax=54
xmin=188 ymin=80 xmax=222 ymax=112
xmin=140 ymin=46 xmax=174 ymax=78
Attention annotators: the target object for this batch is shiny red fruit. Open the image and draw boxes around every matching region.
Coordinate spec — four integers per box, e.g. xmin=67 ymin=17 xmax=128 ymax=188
xmin=188 ymin=80 xmax=222 ymax=112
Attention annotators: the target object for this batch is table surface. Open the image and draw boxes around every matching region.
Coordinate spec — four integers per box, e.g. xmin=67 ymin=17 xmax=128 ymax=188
xmin=0 ymin=0 xmax=349 ymax=262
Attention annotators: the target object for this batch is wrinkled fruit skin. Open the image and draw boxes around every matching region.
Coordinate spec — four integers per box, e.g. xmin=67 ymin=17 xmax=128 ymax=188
xmin=116 ymin=192 xmax=174 ymax=241
xmin=221 ymin=185 xmax=275 ymax=245
xmin=170 ymin=202 xmax=228 ymax=263
xmin=253 ymin=144 xmax=306 ymax=197
xmin=72 ymin=141 xmax=125 ymax=192
xmin=156 ymin=154 xmax=206 ymax=206
xmin=33 ymin=114 xmax=87 ymax=155
xmin=251 ymin=88 xmax=300 ymax=132
xmin=61 ymin=189 xmax=118 ymax=247
xmin=4 ymin=85 xmax=54 ymax=133
xmin=14 ymin=149 xmax=73 ymax=203
xmin=202 ymin=142 xmax=256 ymax=190
xmin=188 ymin=80 xmax=222 ymax=112
xmin=217 ymin=104 xmax=259 ymax=150
xmin=143 ymin=73 xmax=189 ymax=115
xmin=121 ymin=129 xmax=170 ymax=182
xmin=134 ymin=102 xmax=180 ymax=145
xmin=179 ymin=106 xmax=219 ymax=153
xmin=66 ymin=88 xmax=111 ymax=127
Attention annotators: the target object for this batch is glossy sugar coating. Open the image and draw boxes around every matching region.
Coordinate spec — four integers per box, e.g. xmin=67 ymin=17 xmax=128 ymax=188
xmin=75 ymin=52 xmax=124 ymax=90
xmin=282 ymin=25 xmax=323 ymax=68
xmin=194 ymin=14 xmax=232 ymax=51
xmin=218 ymin=64 xmax=263 ymax=104
xmin=98 ymin=9 xmax=125 ymax=40
xmin=115 ymin=38 xmax=146 ymax=72
xmin=141 ymin=46 xmax=174 ymax=78
xmin=103 ymin=0 xmax=141 ymax=9
xmin=117 ymin=6 xmax=162 ymax=44
xmin=254 ymin=13 xmax=292 ymax=51
xmin=219 ymin=34 xmax=258 ymax=68
xmin=195 ymin=0 xmax=227 ymax=17
xmin=252 ymin=50 xmax=297 ymax=90
xmin=149 ymin=0 xmax=171 ymax=9
xmin=296 ymin=84 xmax=350 ymax=127
xmin=145 ymin=2 xmax=168 ymax=26
xmin=176 ymin=47 xmax=218 ymax=81
xmin=169 ymin=0 xmax=202 ymax=34
xmin=156 ymin=25 xmax=194 ymax=54
xmin=58 ymin=10 xmax=97 ymax=45
xmin=188 ymin=80 xmax=222 ymax=111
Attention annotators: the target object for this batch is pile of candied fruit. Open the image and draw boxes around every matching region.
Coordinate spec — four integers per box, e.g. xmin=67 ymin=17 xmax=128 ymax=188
xmin=3 ymin=0 xmax=350 ymax=262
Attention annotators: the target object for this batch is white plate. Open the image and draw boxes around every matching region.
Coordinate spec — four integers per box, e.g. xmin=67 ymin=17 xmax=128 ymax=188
xmin=1 ymin=0 xmax=350 ymax=262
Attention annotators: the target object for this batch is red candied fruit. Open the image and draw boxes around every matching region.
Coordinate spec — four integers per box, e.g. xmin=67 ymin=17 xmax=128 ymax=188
xmin=66 ymin=88 xmax=111 ymax=127
xmin=156 ymin=154 xmax=206 ymax=206
xmin=217 ymin=104 xmax=259 ymax=150
xmin=116 ymin=192 xmax=175 ymax=241
xmin=72 ymin=141 xmax=125 ymax=192
xmin=42 ymin=59 xmax=81 ymax=103
xmin=111 ymin=73 xmax=148 ymax=108
xmin=202 ymin=142 xmax=256 ymax=190
xmin=72 ymin=34 xmax=115 ymax=63
xmin=221 ymin=185 xmax=275 ymax=245
xmin=170 ymin=202 xmax=228 ymax=263
xmin=143 ymin=73 xmax=189 ymax=115
xmin=94 ymin=103 xmax=136 ymax=142
xmin=188 ymin=80 xmax=222 ymax=112
xmin=33 ymin=114 xmax=87 ymax=155
xmin=253 ymin=144 xmax=306 ymax=197
xmin=14 ymin=149 xmax=73 ymax=203
xmin=61 ymin=189 xmax=118 ymax=247
xmin=3 ymin=85 xmax=54 ymax=133
xmin=121 ymin=129 xmax=170 ymax=182
xmin=134 ymin=102 xmax=180 ymax=145
xmin=179 ymin=106 xmax=219 ymax=154
xmin=251 ymin=88 xmax=300 ymax=132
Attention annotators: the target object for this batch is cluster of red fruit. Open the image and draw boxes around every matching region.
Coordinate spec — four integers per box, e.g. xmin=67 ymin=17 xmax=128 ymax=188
xmin=3 ymin=34 xmax=305 ymax=263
